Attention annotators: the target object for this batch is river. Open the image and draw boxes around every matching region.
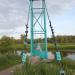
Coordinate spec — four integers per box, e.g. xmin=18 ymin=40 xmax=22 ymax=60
xmin=67 ymin=53 xmax=75 ymax=60
xmin=16 ymin=50 xmax=75 ymax=60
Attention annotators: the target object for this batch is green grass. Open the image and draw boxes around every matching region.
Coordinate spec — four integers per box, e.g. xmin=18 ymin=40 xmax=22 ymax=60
xmin=47 ymin=43 xmax=75 ymax=50
xmin=0 ymin=54 xmax=21 ymax=71
xmin=14 ymin=63 xmax=59 ymax=75
xmin=62 ymin=58 xmax=75 ymax=69
xmin=13 ymin=44 xmax=75 ymax=52
xmin=13 ymin=58 xmax=75 ymax=75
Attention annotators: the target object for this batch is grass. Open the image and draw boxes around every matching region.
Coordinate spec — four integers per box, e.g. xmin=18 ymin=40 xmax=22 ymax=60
xmin=0 ymin=54 xmax=21 ymax=71
xmin=14 ymin=63 xmax=59 ymax=75
xmin=13 ymin=58 xmax=75 ymax=75
xmin=62 ymin=58 xmax=75 ymax=69
xmin=47 ymin=43 xmax=75 ymax=50
xmin=13 ymin=44 xmax=75 ymax=52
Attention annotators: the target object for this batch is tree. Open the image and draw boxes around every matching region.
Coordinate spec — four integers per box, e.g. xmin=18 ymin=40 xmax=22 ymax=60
xmin=0 ymin=36 xmax=14 ymax=53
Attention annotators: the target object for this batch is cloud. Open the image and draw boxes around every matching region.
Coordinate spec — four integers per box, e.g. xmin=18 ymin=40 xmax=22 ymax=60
xmin=0 ymin=0 xmax=29 ymax=29
xmin=0 ymin=0 xmax=75 ymax=36
xmin=46 ymin=0 xmax=75 ymax=14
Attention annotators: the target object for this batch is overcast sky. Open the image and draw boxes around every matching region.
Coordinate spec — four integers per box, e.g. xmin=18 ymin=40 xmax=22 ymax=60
xmin=0 ymin=0 xmax=75 ymax=38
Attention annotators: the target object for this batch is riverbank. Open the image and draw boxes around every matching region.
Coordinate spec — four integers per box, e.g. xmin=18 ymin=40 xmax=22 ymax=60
xmin=0 ymin=54 xmax=21 ymax=71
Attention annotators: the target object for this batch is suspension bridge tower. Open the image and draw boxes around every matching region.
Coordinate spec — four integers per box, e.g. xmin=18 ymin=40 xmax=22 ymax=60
xmin=29 ymin=0 xmax=48 ymax=59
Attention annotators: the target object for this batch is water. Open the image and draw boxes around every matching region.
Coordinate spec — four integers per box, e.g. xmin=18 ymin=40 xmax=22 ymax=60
xmin=16 ymin=50 xmax=75 ymax=60
xmin=36 ymin=43 xmax=42 ymax=51
xmin=67 ymin=53 xmax=75 ymax=60
xmin=26 ymin=53 xmax=75 ymax=61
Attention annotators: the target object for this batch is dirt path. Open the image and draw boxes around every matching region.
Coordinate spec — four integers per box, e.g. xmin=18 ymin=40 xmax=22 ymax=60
xmin=0 ymin=64 xmax=22 ymax=75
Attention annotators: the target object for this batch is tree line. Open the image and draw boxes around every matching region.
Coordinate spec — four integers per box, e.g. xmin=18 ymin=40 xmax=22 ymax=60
xmin=48 ymin=35 xmax=75 ymax=44
xmin=0 ymin=35 xmax=75 ymax=54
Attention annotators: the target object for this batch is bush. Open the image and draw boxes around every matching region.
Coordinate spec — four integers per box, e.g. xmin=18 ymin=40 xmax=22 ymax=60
xmin=0 ymin=54 xmax=21 ymax=70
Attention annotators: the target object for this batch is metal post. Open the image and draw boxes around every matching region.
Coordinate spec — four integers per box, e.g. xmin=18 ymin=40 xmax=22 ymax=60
xmin=60 ymin=69 xmax=65 ymax=75
xmin=30 ymin=0 xmax=33 ymax=56
xmin=43 ymin=0 xmax=47 ymax=58
xmin=29 ymin=0 xmax=48 ymax=58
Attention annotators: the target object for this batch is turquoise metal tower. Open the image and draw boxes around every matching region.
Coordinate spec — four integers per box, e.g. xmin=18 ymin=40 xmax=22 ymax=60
xmin=29 ymin=0 xmax=47 ymax=58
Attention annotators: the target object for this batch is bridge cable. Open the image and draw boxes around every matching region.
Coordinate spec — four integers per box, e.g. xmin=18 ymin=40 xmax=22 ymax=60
xmin=45 ymin=2 xmax=63 ymax=70
xmin=24 ymin=3 xmax=31 ymax=49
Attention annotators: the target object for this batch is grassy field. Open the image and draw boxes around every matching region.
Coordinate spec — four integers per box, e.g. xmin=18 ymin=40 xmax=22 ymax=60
xmin=0 ymin=54 xmax=21 ymax=71
xmin=13 ymin=43 xmax=75 ymax=52
xmin=13 ymin=58 xmax=75 ymax=75
xmin=47 ymin=43 xmax=75 ymax=50
xmin=62 ymin=58 xmax=75 ymax=69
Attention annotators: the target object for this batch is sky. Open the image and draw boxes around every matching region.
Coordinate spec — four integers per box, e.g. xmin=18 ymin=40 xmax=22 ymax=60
xmin=0 ymin=0 xmax=75 ymax=39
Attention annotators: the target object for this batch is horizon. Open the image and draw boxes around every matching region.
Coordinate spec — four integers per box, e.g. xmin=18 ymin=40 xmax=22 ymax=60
xmin=0 ymin=34 xmax=75 ymax=39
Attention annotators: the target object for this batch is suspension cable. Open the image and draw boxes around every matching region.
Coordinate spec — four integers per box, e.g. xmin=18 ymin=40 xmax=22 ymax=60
xmin=24 ymin=3 xmax=30 ymax=49
xmin=45 ymin=2 xmax=63 ymax=69
xmin=25 ymin=4 xmax=30 ymax=38
xmin=45 ymin=3 xmax=58 ymax=51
